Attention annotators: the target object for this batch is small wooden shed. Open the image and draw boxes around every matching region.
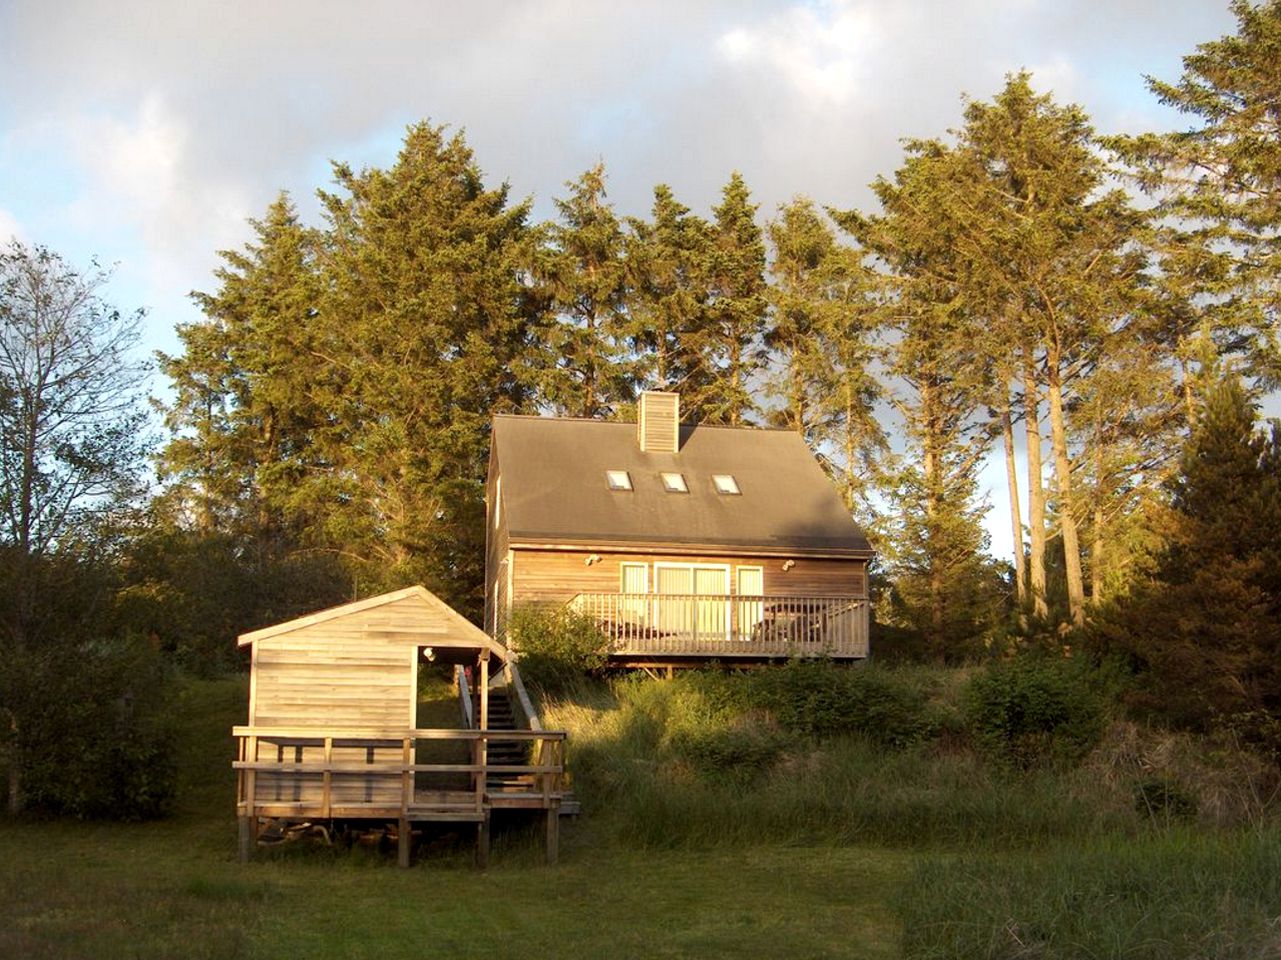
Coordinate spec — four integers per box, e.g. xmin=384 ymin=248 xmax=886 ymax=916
xmin=233 ymin=585 xmax=567 ymax=866
xmin=240 ymin=585 xmax=506 ymax=732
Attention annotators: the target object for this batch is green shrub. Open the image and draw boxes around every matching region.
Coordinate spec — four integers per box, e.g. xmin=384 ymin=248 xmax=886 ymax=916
xmin=6 ymin=637 xmax=177 ymax=819
xmin=692 ymin=661 xmax=937 ymax=748
xmin=669 ymin=717 xmax=786 ymax=786
xmin=964 ymin=655 xmax=1108 ymax=768
xmin=1133 ymin=777 xmax=1199 ymax=821
xmin=506 ymin=605 xmax=609 ymax=694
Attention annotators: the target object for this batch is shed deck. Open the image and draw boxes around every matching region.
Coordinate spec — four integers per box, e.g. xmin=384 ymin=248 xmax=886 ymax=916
xmin=234 ymin=725 xmax=571 ymax=866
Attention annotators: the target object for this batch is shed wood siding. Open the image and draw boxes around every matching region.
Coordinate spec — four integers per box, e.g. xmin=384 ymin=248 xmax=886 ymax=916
xmin=243 ymin=588 xmax=497 ymax=808
xmin=510 ymin=548 xmax=867 ymax=607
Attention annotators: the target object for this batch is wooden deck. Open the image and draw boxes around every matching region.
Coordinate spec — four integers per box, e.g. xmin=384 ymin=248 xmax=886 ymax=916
xmin=568 ymin=593 xmax=869 ymax=659
xmin=233 ymin=725 xmax=569 ymax=866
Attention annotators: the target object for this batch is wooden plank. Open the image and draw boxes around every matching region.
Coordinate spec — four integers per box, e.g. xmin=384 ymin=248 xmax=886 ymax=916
xmin=234 ymin=725 xmax=565 ymax=740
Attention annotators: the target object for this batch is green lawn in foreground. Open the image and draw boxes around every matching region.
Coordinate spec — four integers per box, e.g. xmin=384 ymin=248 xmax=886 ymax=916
xmin=0 ymin=815 xmax=907 ymax=959
xmin=0 ymin=674 xmax=906 ymax=960
xmin=7 ymin=673 xmax=1279 ymax=960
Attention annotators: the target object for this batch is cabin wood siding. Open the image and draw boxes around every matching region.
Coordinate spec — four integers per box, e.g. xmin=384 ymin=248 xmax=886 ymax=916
xmin=509 ymin=547 xmax=867 ymax=609
xmin=483 ymin=456 xmax=510 ymax=636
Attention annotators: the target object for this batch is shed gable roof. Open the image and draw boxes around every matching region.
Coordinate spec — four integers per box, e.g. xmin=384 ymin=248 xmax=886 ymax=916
xmin=491 ymin=416 xmax=872 ymax=556
xmin=238 ymin=585 xmax=507 ymax=658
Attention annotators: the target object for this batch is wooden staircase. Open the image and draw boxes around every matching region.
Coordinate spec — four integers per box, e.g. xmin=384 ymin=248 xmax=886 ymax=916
xmin=480 ymin=689 xmax=534 ymax=792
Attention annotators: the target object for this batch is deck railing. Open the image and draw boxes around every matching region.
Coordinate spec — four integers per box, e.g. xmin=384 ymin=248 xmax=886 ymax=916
xmin=567 ymin=593 xmax=869 ymax=658
xmin=232 ymin=726 xmax=567 ymax=823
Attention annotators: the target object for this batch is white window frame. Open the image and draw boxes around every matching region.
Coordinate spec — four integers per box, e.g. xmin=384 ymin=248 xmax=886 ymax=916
xmin=619 ymin=561 xmax=649 ymax=594
xmin=606 ymin=469 xmax=633 ymax=491
xmin=660 ymin=471 xmax=689 ymax=493
xmin=712 ymin=474 xmax=741 ymax=495
xmin=653 ymin=561 xmax=732 ymax=643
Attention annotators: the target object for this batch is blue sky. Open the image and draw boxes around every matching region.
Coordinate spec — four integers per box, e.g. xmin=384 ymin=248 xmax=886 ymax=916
xmin=0 ymin=0 xmax=1250 ymax=560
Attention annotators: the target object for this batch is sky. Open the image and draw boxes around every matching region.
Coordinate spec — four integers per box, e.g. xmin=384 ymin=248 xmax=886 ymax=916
xmin=0 ymin=0 xmax=1247 ymax=561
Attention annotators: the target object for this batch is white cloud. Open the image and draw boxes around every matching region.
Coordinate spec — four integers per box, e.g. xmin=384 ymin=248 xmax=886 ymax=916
xmin=54 ymin=94 xmax=250 ymax=294
xmin=715 ymin=2 xmax=881 ymax=107
xmin=0 ymin=0 xmax=1242 ymax=313
xmin=1023 ymin=53 xmax=1081 ymax=103
xmin=0 ymin=208 xmax=24 ymax=244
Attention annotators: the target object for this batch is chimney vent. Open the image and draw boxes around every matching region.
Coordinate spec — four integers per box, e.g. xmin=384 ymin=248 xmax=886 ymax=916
xmin=638 ymin=391 xmax=680 ymax=453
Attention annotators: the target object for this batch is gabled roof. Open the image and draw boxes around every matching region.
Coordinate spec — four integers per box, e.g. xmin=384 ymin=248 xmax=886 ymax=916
xmin=491 ymin=416 xmax=872 ymax=556
xmin=238 ymin=585 xmax=509 ymax=659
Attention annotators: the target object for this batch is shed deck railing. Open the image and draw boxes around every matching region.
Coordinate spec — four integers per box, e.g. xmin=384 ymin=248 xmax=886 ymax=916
xmin=568 ymin=592 xmax=869 ymax=658
xmin=233 ymin=726 xmax=567 ymax=823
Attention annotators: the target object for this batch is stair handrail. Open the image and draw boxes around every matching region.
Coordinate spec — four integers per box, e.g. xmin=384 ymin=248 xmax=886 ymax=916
xmin=456 ymin=665 xmax=476 ymax=729
xmin=503 ymin=659 xmax=542 ymax=732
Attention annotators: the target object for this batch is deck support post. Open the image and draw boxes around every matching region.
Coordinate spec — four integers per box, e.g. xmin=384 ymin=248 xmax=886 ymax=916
xmin=237 ymin=816 xmax=254 ymax=863
xmin=398 ymin=817 xmax=411 ymax=868
xmin=476 ymin=814 xmax=490 ymax=870
xmin=544 ymin=801 xmax=560 ymax=866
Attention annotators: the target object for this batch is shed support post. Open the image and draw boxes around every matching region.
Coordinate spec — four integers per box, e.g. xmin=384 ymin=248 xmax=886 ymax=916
xmin=398 ymin=818 xmax=411 ymax=869
xmin=476 ymin=814 xmax=490 ymax=870
xmin=238 ymin=816 xmax=254 ymax=863
xmin=545 ymin=801 xmax=560 ymax=866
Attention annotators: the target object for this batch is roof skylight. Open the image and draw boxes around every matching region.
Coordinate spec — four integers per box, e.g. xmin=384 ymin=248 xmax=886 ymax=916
xmin=606 ymin=470 xmax=633 ymax=491
xmin=712 ymin=474 xmax=740 ymax=495
xmin=660 ymin=472 xmax=689 ymax=493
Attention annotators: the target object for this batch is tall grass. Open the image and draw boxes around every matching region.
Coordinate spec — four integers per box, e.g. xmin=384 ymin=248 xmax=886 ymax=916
xmin=544 ymin=669 xmax=1137 ymax=850
xmin=898 ymin=828 xmax=1281 ymax=960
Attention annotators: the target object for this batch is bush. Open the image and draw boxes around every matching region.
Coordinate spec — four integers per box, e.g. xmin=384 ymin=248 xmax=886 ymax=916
xmin=4 ymin=637 xmax=177 ymax=819
xmin=669 ymin=715 xmax=787 ymax=786
xmin=1133 ymin=777 xmax=1199 ymax=821
xmin=506 ymin=605 xmax=609 ymax=694
xmin=693 ymin=661 xmax=937 ymax=748
xmin=964 ymin=655 xmax=1108 ymax=769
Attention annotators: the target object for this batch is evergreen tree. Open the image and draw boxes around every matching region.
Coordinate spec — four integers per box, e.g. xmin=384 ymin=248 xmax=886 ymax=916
xmin=685 ymin=173 xmax=768 ymax=425
xmin=157 ymin=192 xmax=322 ymax=544
xmin=537 ymin=163 xmax=635 ymax=418
xmin=1112 ymin=0 xmax=1281 ymax=387
xmin=310 ymin=123 xmax=540 ymax=613
xmin=841 ymin=142 xmax=1003 ymax=656
xmin=958 ymin=74 xmax=1151 ymax=627
xmin=1097 ymin=375 xmax=1281 ymax=729
xmin=625 ymin=185 xmax=713 ymax=399
xmin=764 ymin=197 xmax=884 ymax=512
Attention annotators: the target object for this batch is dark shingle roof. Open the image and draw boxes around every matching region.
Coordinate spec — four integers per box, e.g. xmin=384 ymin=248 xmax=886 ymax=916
xmin=492 ymin=415 xmax=872 ymax=556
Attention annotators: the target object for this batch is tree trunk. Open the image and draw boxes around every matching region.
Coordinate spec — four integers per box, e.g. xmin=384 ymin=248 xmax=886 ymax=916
xmin=1022 ymin=367 xmax=1049 ymax=619
xmin=1090 ymin=420 xmax=1105 ymax=605
xmin=5 ymin=713 xmax=19 ymax=815
xmin=921 ymin=379 xmax=945 ymax=652
xmin=1046 ymin=360 xmax=1086 ymax=626
xmin=1001 ymin=401 xmax=1026 ymax=609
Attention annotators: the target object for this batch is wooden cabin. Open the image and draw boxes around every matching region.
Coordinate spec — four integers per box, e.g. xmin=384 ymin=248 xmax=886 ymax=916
xmin=233 ymin=586 xmax=568 ymax=867
xmin=485 ymin=391 xmax=874 ymax=665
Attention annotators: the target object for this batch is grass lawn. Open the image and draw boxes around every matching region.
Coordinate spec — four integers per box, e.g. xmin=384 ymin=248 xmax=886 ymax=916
xmin=0 ymin=675 xmax=907 ymax=960
xmin=6 ymin=672 xmax=1279 ymax=959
